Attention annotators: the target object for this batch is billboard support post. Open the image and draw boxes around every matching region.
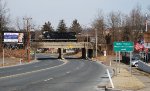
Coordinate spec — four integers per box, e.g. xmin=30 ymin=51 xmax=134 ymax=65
xmin=2 ymin=48 xmax=4 ymax=67
xmin=115 ymin=52 xmax=118 ymax=75
xmin=130 ymin=51 xmax=132 ymax=74
xmin=119 ymin=51 xmax=121 ymax=73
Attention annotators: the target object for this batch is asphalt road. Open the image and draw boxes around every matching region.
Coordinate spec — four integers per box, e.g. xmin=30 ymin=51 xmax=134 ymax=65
xmin=0 ymin=54 xmax=108 ymax=91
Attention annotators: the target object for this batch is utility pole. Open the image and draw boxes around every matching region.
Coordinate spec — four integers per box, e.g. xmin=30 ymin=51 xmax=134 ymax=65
xmin=0 ymin=15 xmax=4 ymax=66
xmin=146 ymin=13 xmax=148 ymax=32
xmin=95 ymin=29 xmax=98 ymax=59
xmin=86 ymin=34 xmax=88 ymax=59
xmin=23 ymin=17 xmax=32 ymax=62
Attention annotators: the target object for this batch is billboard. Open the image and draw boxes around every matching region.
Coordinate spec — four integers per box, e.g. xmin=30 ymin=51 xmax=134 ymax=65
xmin=4 ymin=33 xmax=24 ymax=44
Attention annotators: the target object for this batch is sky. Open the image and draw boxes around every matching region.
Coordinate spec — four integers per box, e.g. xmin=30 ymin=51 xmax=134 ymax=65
xmin=5 ymin=0 xmax=150 ymax=29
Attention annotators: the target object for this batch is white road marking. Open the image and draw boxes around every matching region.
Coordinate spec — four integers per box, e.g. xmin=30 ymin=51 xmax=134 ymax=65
xmin=44 ymin=78 xmax=53 ymax=81
xmin=0 ymin=60 xmax=68 ymax=80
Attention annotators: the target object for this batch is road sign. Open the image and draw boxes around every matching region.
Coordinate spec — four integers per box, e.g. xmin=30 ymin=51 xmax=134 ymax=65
xmin=113 ymin=42 xmax=134 ymax=52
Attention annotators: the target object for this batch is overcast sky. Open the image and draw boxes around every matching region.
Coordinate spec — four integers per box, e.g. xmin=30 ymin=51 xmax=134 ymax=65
xmin=5 ymin=0 xmax=150 ymax=29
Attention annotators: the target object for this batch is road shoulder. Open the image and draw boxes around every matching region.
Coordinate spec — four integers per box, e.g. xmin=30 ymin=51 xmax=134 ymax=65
xmin=96 ymin=55 xmax=145 ymax=91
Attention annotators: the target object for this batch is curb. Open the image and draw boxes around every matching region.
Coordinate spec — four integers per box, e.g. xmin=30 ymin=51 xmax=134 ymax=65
xmin=105 ymin=88 xmax=122 ymax=91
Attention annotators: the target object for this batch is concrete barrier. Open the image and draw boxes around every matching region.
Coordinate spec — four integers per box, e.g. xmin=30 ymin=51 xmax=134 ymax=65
xmin=138 ymin=61 xmax=150 ymax=73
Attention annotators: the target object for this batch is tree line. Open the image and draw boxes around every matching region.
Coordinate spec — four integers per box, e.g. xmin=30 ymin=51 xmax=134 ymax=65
xmin=41 ymin=19 xmax=82 ymax=34
xmin=92 ymin=6 xmax=150 ymax=44
xmin=40 ymin=5 xmax=150 ymax=46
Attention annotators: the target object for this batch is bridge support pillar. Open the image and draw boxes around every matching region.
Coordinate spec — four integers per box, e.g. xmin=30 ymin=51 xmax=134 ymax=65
xmin=58 ymin=48 xmax=63 ymax=59
xmin=88 ymin=49 xmax=93 ymax=58
xmin=82 ymin=48 xmax=86 ymax=59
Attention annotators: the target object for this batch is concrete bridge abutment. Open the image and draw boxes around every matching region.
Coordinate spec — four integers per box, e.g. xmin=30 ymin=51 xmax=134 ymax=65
xmin=58 ymin=48 xmax=64 ymax=59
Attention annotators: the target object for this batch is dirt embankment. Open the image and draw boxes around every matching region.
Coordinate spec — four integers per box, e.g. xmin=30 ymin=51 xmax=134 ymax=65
xmin=0 ymin=49 xmax=26 ymax=58
xmin=0 ymin=49 xmax=31 ymax=66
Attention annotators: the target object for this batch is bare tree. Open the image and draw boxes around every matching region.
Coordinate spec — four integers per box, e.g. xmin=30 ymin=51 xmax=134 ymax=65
xmin=92 ymin=11 xmax=106 ymax=44
xmin=0 ymin=0 xmax=9 ymax=31
xmin=0 ymin=0 xmax=9 ymax=51
xmin=107 ymin=11 xmax=122 ymax=42
xmin=129 ymin=5 xmax=145 ymax=41
xmin=120 ymin=14 xmax=132 ymax=41
xmin=148 ymin=5 xmax=150 ymax=13
xmin=15 ymin=17 xmax=25 ymax=31
xmin=91 ymin=11 xmax=107 ymax=53
xmin=35 ymin=31 xmax=42 ymax=40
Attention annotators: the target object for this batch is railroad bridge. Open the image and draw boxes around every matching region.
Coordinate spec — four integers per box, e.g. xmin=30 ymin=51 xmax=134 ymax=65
xmin=32 ymin=40 xmax=94 ymax=59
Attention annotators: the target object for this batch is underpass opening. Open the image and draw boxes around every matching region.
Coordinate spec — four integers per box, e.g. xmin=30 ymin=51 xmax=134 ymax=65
xmin=35 ymin=48 xmax=84 ymax=60
xmin=34 ymin=46 xmax=94 ymax=60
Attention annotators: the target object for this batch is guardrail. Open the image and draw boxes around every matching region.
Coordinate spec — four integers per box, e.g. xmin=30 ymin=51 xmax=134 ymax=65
xmin=138 ymin=61 xmax=150 ymax=73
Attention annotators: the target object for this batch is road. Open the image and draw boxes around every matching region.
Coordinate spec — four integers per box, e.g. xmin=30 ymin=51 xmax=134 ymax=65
xmin=0 ymin=54 xmax=108 ymax=91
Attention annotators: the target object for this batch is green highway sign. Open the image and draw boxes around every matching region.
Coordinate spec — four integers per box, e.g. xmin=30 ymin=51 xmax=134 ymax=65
xmin=113 ymin=42 xmax=134 ymax=52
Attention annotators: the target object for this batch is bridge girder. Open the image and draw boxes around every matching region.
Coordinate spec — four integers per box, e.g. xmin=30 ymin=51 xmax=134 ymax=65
xmin=31 ymin=42 xmax=94 ymax=49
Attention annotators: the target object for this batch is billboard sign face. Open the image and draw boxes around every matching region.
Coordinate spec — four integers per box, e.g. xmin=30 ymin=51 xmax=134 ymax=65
xmin=4 ymin=33 xmax=24 ymax=44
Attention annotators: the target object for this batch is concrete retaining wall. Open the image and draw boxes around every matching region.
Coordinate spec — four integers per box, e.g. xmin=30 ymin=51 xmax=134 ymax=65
xmin=138 ymin=61 xmax=150 ymax=73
